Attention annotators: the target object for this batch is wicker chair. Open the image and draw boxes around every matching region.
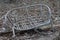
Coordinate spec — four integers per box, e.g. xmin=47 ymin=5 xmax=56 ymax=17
xmin=1 ymin=4 xmax=52 ymax=37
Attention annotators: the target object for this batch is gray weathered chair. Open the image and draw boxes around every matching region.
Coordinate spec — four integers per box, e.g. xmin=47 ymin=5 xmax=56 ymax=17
xmin=1 ymin=4 xmax=52 ymax=37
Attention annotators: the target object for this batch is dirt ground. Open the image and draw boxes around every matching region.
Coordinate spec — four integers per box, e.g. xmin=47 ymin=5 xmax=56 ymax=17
xmin=0 ymin=0 xmax=60 ymax=40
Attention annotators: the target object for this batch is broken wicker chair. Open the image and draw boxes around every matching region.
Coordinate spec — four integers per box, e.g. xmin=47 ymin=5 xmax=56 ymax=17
xmin=0 ymin=4 xmax=52 ymax=37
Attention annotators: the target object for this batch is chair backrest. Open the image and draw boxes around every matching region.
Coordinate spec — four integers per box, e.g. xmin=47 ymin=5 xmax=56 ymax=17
xmin=2 ymin=4 xmax=51 ymax=31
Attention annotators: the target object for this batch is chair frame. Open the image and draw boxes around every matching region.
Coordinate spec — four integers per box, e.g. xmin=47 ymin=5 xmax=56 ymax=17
xmin=0 ymin=4 xmax=52 ymax=37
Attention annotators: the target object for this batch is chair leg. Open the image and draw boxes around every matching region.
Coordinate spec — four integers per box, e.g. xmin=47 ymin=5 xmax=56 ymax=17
xmin=34 ymin=28 xmax=41 ymax=34
xmin=50 ymin=18 xmax=54 ymax=32
xmin=12 ymin=27 xmax=16 ymax=37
